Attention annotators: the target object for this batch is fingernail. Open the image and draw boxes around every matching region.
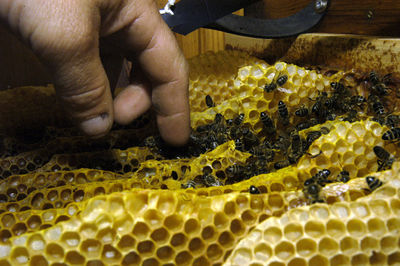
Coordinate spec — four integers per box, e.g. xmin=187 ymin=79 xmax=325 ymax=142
xmin=80 ymin=113 xmax=111 ymax=137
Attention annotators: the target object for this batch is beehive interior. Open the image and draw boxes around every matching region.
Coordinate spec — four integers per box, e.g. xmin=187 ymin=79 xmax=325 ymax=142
xmin=0 ymin=48 xmax=399 ymax=265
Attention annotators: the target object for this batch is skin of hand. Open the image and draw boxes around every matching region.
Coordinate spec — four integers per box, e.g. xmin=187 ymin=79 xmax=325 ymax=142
xmin=0 ymin=0 xmax=190 ymax=146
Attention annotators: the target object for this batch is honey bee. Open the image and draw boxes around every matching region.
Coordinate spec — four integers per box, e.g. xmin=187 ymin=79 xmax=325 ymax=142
xmin=382 ymin=127 xmax=400 ymax=141
xmin=337 ymin=170 xmax=350 ymax=183
xmin=278 ymin=101 xmax=289 ymax=125
xmin=303 ymin=183 xmax=323 ymax=203
xmin=234 ymin=138 xmax=244 ymax=151
xmin=277 ymin=75 xmax=288 ymax=86
xmin=350 ymin=95 xmax=367 ymax=106
xmin=295 ymin=118 xmax=318 ymax=131
xmin=264 ymin=82 xmax=277 ymax=92
xmin=295 ymin=105 xmax=309 ymax=117
xmin=202 ymin=174 xmax=223 ymax=187
xmin=242 ymin=127 xmax=260 ymax=149
xmin=311 ymin=93 xmax=328 ymax=122
xmin=260 ymin=112 xmax=276 ymax=135
xmin=373 ymin=145 xmax=395 ymax=171
xmin=274 ymin=160 xmax=291 ymax=170
xmin=371 ymin=98 xmax=385 ymax=117
xmin=331 ymin=82 xmax=347 ymax=94
xmin=305 ymin=131 xmax=322 ymax=149
xmin=385 ymin=114 xmax=400 ymax=128
xmin=290 ymin=131 xmax=301 ymax=151
xmin=313 ymin=169 xmax=332 ymax=186
xmin=324 ymin=95 xmax=339 ymax=110
xmin=369 ymin=72 xmax=393 ymax=96
xmin=320 ymin=127 xmax=330 ymax=135
xmin=264 ymin=72 xmax=288 ymax=92
xmin=226 ymin=164 xmax=247 ymax=182
xmin=342 ymin=109 xmax=359 ymax=123
xmin=303 ymin=169 xmax=331 ymax=203
xmin=249 ymin=185 xmax=261 ymax=194
xmin=205 ymin=95 xmax=215 ymax=108
xmin=366 ymin=176 xmax=383 ymax=191
xmin=181 ymin=180 xmax=197 ymax=189
xmin=234 ymin=113 xmax=245 ymax=126
xmin=226 ymin=118 xmax=234 ymax=126
xmin=369 ymin=71 xmax=380 ymax=84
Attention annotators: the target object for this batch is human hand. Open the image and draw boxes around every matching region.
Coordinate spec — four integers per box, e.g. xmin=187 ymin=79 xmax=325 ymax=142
xmin=0 ymin=0 xmax=190 ymax=146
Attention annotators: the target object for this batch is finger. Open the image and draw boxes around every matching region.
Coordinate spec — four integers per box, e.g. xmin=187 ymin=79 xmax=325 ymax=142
xmin=0 ymin=0 xmax=115 ymax=138
xmin=114 ymin=1 xmax=190 ymax=146
xmin=114 ymin=65 xmax=152 ymax=124
xmin=48 ymin=40 xmax=114 ymax=138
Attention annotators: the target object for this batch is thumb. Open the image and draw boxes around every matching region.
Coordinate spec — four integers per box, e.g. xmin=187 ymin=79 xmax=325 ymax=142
xmin=48 ymin=39 xmax=114 ymax=138
xmin=0 ymin=0 xmax=114 ymax=137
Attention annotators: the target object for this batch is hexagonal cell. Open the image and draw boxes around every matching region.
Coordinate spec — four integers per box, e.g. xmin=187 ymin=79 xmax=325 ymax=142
xmin=156 ymin=245 xmax=174 ymax=261
xmin=340 ymin=236 xmax=359 ymax=255
xmin=214 ymin=212 xmax=229 ymax=229
xmin=346 ymin=219 xmax=366 ymax=237
xmin=223 ymin=201 xmax=237 ymax=216
xmin=101 ymin=244 xmax=122 ymax=263
xmin=170 ymin=232 xmax=187 ymax=248
xmin=218 ymin=231 xmax=235 ymax=248
xmin=61 ymin=231 xmax=81 ymax=247
xmin=137 ymin=240 xmax=155 ymax=255
xmin=275 ymin=241 xmax=295 ymax=260
xmin=308 ymin=254 xmax=329 ymax=266
xmin=0 ymin=229 xmax=12 ymax=243
xmin=330 ymin=254 xmax=350 ymax=265
xmin=326 ymin=219 xmax=345 ymax=238
xmin=241 ymin=210 xmax=257 ymax=225
xmin=150 ymin=227 xmax=170 ymax=244
xmin=46 ymin=242 xmax=64 ymax=260
xmin=163 ymin=214 xmax=183 ymax=231
xmin=1 ymin=214 xmax=15 ymax=228
xmin=318 ymin=237 xmax=339 ymax=256
xmin=80 ymin=239 xmax=102 ymax=257
xmin=184 ymin=219 xmax=200 ymax=235
xmin=26 ymin=215 xmax=42 ymax=230
xmin=388 ymin=251 xmax=400 ymax=265
xmin=175 ymin=251 xmax=193 ymax=266
xmin=304 ymin=221 xmax=325 ymax=238
xmin=380 ymin=236 xmax=397 ymax=253
xmin=296 ymin=238 xmax=317 ymax=257
xmin=284 ymin=223 xmax=303 ymax=241
xmin=360 ymin=237 xmax=379 ymax=253
xmin=370 ymin=251 xmax=387 ymax=265
xmin=206 ymin=243 xmax=223 ymax=261
xmin=12 ymin=223 xmax=27 ymax=236
xmin=122 ymin=251 xmax=141 ymax=266
xmin=254 ymin=242 xmax=272 ymax=261
xmin=132 ymin=222 xmax=150 ymax=240
xmin=11 ymin=247 xmax=30 ymax=264
xmin=27 ymin=233 xmax=45 ymax=251
xmin=65 ymin=251 xmax=86 ymax=265
xmin=230 ymin=219 xmax=245 ymax=236
xmin=387 ymin=218 xmax=400 ymax=234
xmin=368 ymin=218 xmax=387 ymax=236
xmin=288 ymin=257 xmax=307 ymax=266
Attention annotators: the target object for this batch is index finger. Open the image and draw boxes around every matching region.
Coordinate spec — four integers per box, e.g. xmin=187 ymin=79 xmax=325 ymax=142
xmin=114 ymin=1 xmax=190 ymax=146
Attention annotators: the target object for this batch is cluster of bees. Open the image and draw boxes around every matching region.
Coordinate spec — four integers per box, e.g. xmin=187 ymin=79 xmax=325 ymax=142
xmin=156 ymin=70 xmax=400 ymax=203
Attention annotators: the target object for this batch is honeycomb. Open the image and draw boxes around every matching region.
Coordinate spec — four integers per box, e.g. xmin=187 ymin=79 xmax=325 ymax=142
xmin=0 ymin=50 xmax=399 ymax=265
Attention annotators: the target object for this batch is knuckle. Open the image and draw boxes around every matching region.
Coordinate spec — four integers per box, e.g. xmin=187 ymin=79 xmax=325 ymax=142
xmin=58 ymin=82 xmax=107 ymax=112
